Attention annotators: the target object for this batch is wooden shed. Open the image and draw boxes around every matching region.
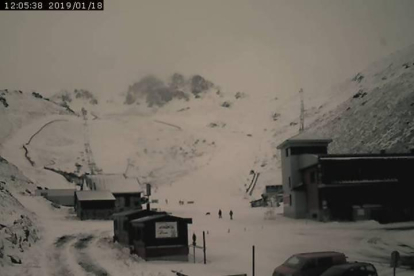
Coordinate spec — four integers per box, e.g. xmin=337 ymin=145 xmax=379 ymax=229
xmin=74 ymin=191 xmax=116 ymax=220
xmin=130 ymin=214 xmax=192 ymax=261
xmin=112 ymin=209 xmax=167 ymax=246
xmin=85 ymin=174 xmax=143 ymax=212
xmin=35 ymin=189 xmax=76 ymax=206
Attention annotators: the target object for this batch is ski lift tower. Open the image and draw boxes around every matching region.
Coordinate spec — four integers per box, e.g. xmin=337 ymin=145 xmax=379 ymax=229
xmin=299 ymin=88 xmax=305 ymax=133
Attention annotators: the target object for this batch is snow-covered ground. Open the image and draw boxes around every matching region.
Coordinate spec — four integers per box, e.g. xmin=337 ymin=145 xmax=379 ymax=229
xmin=1 ymin=45 xmax=414 ymax=276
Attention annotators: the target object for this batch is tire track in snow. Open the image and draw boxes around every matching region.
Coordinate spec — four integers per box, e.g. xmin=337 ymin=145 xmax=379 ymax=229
xmin=51 ymin=234 xmax=110 ymax=276
xmin=73 ymin=234 xmax=110 ymax=276
xmin=49 ymin=235 xmax=77 ymax=276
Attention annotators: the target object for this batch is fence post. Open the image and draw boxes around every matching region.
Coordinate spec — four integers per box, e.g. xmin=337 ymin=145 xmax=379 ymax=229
xmin=391 ymin=251 xmax=400 ymax=276
xmin=252 ymin=245 xmax=255 ymax=276
xmin=192 ymin=233 xmax=197 ymax=264
xmin=203 ymin=231 xmax=206 ymax=264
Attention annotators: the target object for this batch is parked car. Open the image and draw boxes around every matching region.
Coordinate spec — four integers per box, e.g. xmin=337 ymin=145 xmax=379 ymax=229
xmin=320 ymin=262 xmax=378 ymax=276
xmin=273 ymin=252 xmax=347 ymax=276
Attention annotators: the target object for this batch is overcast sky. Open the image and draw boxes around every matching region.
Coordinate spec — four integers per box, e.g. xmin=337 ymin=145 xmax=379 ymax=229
xmin=1 ymin=0 xmax=414 ymax=99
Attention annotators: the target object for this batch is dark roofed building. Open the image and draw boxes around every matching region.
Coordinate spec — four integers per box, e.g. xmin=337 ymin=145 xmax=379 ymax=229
xmin=277 ymin=133 xmax=414 ymax=223
xmin=130 ymin=214 xmax=192 ymax=261
xmin=112 ymin=209 xmax=167 ymax=246
xmin=75 ymin=191 xmax=116 ymax=220
xmin=85 ymin=174 xmax=143 ymax=212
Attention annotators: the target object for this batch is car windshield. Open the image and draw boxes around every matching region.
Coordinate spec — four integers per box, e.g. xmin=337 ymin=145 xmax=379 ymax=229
xmin=284 ymin=256 xmax=306 ymax=269
xmin=321 ymin=266 xmax=347 ymax=276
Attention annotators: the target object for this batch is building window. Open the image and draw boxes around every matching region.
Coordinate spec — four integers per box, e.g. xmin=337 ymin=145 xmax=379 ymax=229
xmin=125 ymin=196 xmax=130 ymax=207
xmin=290 ymin=146 xmax=327 ymax=155
xmin=289 ymin=194 xmax=292 ymax=206
xmin=288 ymin=177 xmax=291 ymax=188
xmin=285 ymin=148 xmax=289 ymax=157
xmin=310 ymin=171 xmax=316 ymax=183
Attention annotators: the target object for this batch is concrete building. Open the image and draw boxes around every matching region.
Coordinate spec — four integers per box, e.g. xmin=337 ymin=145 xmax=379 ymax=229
xmin=277 ymin=133 xmax=331 ymax=219
xmin=277 ymin=133 xmax=414 ymax=222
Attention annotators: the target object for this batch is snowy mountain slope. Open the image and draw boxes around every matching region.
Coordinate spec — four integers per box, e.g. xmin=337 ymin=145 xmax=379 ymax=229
xmin=0 ymin=156 xmax=39 ymax=268
xmin=0 ymin=90 xmax=75 ymax=149
xmin=49 ymin=88 xmax=104 ymax=119
xmin=302 ymin=44 xmax=414 ymax=153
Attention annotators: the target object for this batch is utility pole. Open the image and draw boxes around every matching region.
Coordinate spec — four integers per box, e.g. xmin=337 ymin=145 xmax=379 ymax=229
xmin=192 ymin=233 xmax=197 ymax=264
xmin=203 ymin=231 xmax=206 ymax=264
xmin=299 ymin=88 xmax=305 ymax=133
xmin=252 ymin=245 xmax=255 ymax=276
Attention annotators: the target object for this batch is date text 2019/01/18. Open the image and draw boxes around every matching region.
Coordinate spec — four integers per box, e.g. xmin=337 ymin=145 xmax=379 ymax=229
xmin=1 ymin=1 xmax=104 ymax=10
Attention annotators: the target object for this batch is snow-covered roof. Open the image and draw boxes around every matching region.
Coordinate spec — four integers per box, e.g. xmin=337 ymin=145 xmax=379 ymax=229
xmin=130 ymin=214 xmax=192 ymax=224
xmin=112 ymin=209 xmax=167 ymax=218
xmin=75 ymin=191 xmax=116 ymax=201
xmin=277 ymin=132 xmax=332 ymax=149
xmin=35 ymin=189 xmax=76 ymax=197
xmin=320 ymin=155 xmax=414 ymax=161
xmin=112 ymin=209 xmax=147 ymax=217
xmin=86 ymin=174 xmax=142 ymax=194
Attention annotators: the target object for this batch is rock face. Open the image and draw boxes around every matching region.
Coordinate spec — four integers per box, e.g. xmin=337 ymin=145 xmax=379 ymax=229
xmin=0 ymin=157 xmax=39 ymax=267
xmin=124 ymin=73 xmax=215 ymax=107
xmin=51 ymin=89 xmax=99 ymax=107
xmin=190 ymin=75 xmax=214 ymax=97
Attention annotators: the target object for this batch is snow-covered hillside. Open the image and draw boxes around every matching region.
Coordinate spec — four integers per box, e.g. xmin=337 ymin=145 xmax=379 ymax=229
xmin=303 ymin=44 xmax=414 ymax=153
xmin=1 ymin=45 xmax=414 ymax=275
xmin=0 ymin=90 xmax=75 ymax=149
xmin=0 ymin=156 xmax=39 ymax=268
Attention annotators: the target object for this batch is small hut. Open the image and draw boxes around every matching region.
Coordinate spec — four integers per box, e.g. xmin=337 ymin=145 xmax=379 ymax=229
xmin=75 ymin=191 xmax=116 ymax=220
xmin=112 ymin=209 xmax=167 ymax=246
xmin=130 ymin=214 xmax=192 ymax=261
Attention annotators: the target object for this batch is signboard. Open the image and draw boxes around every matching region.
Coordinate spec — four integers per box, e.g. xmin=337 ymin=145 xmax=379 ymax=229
xmin=155 ymin=222 xmax=178 ymax=238
xmin=391 ymin=251 xmax=400 ymax=268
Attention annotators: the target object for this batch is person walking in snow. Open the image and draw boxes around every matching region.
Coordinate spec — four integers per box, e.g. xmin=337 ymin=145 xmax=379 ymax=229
xmin=218 ymin=209 xmax=222 ymax=218
xmin=229 ymin=210 xmax=233 ymax=220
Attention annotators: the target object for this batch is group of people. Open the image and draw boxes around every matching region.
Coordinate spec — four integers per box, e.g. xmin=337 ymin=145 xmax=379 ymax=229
xmin=218 ymin=209 xmax=233 ymax=220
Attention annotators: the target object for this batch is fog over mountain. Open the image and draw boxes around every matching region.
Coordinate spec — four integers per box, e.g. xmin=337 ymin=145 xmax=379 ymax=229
xmin=1 ymin=1 xmax=414 ymax=100
xmin=2 ymin=1 xmax=414 ymax=276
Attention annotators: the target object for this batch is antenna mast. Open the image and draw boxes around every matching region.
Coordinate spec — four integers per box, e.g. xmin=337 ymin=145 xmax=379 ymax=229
xmin=299 ymin=88 xmax=305 ymax=132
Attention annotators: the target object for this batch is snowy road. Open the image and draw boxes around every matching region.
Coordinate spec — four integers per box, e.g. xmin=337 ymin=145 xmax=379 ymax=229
xmin=50 ymin=234 xmax=110 ymax=276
